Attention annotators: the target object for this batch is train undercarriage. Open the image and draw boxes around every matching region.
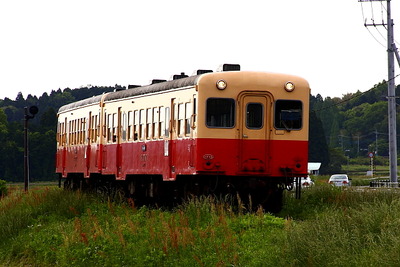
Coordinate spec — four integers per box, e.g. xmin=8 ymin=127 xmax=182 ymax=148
xmin=60 ymin=174 xmax=290 ymax=213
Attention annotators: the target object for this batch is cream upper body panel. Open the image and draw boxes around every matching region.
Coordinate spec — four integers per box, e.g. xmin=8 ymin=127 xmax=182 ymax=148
xmin=57 ymin=70 xmax=310 ymax=146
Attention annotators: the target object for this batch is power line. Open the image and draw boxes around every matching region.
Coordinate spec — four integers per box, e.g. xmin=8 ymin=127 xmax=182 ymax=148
xmin=360 ymin=1 xmax=387 ymax=47
xmin=311 ymin=73 xmax=400 ymax=112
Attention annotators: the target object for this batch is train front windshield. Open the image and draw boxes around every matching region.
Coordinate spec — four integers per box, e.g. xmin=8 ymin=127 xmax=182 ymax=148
xmin=274 ymin=100 xmax=302 ymax=130
xmin=206 ymin=98 xmax=235 ymax=128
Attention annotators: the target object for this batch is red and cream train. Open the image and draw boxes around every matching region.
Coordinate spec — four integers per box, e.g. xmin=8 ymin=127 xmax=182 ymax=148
xmin=56 ymin=64 xmax=310 ymax=211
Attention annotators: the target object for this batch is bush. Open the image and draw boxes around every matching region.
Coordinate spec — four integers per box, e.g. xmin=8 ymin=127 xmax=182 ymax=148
xmin=0 ymin=180 xmax=7 ymax=197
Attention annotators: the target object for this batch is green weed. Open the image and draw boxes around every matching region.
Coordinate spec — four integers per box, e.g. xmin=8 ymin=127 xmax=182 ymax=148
xmin=1 ymin=185 xmax=400 ymax=266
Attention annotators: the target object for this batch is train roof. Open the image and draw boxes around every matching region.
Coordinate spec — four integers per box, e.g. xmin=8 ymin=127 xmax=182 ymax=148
xmin=58 ymin=74 xmax=201 ymax=113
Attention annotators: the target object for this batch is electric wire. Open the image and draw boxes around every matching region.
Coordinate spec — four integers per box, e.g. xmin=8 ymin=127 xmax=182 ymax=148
xmin=311 ymin=73 xmax=400 ymax=112
xmin=379 ymin=1 xmax=400 ymax=46
xmin=360 ymin=2 xmax=386 ymax=48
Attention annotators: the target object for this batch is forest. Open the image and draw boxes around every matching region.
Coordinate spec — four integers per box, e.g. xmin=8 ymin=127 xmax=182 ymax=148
xmin=0 ymin=81 xmax=399 ymax=182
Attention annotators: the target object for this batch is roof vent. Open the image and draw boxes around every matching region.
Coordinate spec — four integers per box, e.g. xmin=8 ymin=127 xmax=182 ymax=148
xmin=173 ymin=72 xmax=188 ymax=80
xmin=128 ymin=85 xmax=141 ymax=89
xmin=217 ymin=63 xmax=241 ymax=72
xmin=151 ymin=79 xmax=167 ymax=84
xmin=196 ymin=69 xmax=213 ymax=75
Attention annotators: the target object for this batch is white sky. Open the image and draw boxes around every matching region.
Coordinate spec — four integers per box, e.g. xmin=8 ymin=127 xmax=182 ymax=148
xmin=0 ymin=0 xmax=399 ymax=100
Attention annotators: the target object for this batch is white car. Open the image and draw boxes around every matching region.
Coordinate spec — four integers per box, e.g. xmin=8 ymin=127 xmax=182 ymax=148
xmin=293 ymin=176 xmax=314 ymax=188
xmin=329 ymin=174 xmax=351 ymax=187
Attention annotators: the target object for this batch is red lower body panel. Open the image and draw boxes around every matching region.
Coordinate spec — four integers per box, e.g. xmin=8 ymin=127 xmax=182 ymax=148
xmin=56 ymin=138 xmax=308 ymax=180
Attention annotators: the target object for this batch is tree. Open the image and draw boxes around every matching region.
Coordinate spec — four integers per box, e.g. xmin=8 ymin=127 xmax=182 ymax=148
xmin=309 ymin=110 xmax=330 ymax=174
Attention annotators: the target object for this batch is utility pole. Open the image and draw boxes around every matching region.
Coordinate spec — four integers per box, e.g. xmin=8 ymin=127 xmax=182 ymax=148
xmin=386 ymin=0 xmax=398 ymax=184
xmin=360 ymin=0 xmax=398 ymax=183
xmin=24 ymin=106 xmax=38 ymax=191
xmin=375 ymin=129 xmax=378 ymax=156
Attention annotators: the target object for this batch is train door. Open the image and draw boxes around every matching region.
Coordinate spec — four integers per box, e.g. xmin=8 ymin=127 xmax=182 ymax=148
xmin=238 ymin=93 xmax=271 ymax=173
xmin=164 ymin=98 xmax=176 ymax=180
xmin=58 ymin=117 xmax=67 ymax=177
xmin=116 ymin=107 xmax=123 ymax=178
xmin=85 ymin=112 xmax=92 ymax=177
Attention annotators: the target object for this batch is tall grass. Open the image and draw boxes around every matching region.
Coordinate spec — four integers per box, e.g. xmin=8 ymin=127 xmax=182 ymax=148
xmin=0 ymin=188 xmax=286 ymax=266
xmin=1 ymin=185 xmax=400 ymax=266
xmin=282 ymin=185 xmax=400 ymax=266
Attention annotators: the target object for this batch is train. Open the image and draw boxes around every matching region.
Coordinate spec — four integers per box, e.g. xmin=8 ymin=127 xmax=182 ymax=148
xmin=56 ymin=64 xmax=310 ymax=212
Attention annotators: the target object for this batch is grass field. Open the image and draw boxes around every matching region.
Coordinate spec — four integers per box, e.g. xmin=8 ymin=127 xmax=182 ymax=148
xmin=1 ymin=184 xmax=400 ymax=266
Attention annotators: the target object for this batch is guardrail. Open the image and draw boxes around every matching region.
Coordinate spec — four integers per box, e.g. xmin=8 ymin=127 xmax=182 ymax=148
xmin=370 ymin=180 xmax=399 ymax=188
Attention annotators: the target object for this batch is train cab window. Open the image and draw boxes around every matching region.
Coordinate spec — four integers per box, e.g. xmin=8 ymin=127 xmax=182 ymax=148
xmin=206 ymin=98 xmax=235 ymax=128
xmin=246 ymin=103 xmax=263 ymax=129
xmin=274 ymin=100 xmax=302 ymax=130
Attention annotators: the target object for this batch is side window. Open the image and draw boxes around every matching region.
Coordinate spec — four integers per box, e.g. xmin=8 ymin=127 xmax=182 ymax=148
xmin=274 ymin=100 xmax=302 ymax=130
xmin=246 ymin=103 xmax=263 ymax=129
xmin=206 ymin=98 xmax=235 ymax=128
xmin=122 ymin=112 xmax=127 ymax=141
xmin=152 ymin=107 xmax=158 ymax=139
xmin=112 ymin=113 xmax=117 ymax=142
xmin=78 ymin=119 xmax=81 ymax=144
xmin=139 ymin=109 xmax=145 ymax=140
xmin=107 ymin=114 xmax=112 ymax=142
xmin=68 ymin=121 xmax=71 ymax=145
xmin=146 ymin=108 xmax=152 ymax=140
xmin=73 ymin=120 xmax=76 ymax=145
xmin=192 ymin=96 xmax=197 ymax=128
xmin=82 ymin=118 xmax=86 ymax=144
xmin=178 ymin=103 xmax=184 ymax=137
xmin=159 ymin=107 xmax=164 ymax=139
xmin=57 ymin=122 xmax=61 ymax=146
xmin=90 ymin=115 xmax=95 ymax=143
xmin=133 ymin=110 xmax=139 ymax=141
xmin=165 ymin=107 xmax=170 ymax=138
xmin=94 ymin=114 xmax=99 ymax=142
xmin=185 ymin=102 xmax=192 ymax=136
xmin=127 ymin=111 xmax=132 ymax=140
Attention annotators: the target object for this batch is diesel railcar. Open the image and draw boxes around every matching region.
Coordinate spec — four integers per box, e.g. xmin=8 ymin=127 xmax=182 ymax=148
xmin=56 ymin=64 xmax=310 ymax=211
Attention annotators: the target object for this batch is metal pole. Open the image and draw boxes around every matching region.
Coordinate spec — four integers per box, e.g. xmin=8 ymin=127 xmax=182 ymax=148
xmin=24 ymin=107 xmax=29 ymax=191
xmin=387 ymin=0 xmax=398 ymax=183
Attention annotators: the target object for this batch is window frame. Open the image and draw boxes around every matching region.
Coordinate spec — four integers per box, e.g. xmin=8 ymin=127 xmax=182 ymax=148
xmin=274 ymin=99 xmax=303 ymax=130
xmin=246 ymin=102 xmax=264 ymax=130
xmin=205 ymin=97 xmax=236 ymax=129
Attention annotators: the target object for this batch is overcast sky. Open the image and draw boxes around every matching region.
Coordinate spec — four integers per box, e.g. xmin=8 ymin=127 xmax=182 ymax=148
xmin=0 ymin=0 xmax=399 ymax=100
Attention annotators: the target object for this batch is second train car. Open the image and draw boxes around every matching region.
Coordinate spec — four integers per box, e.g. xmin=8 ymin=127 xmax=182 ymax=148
xmin=56 ymin=64 xmax=310 ymax=212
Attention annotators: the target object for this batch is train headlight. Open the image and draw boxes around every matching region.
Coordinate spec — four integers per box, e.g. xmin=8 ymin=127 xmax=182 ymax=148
xmin=285 ymin=81 xmax=295 ymax=92
xmin=216 ymin=79 xmax=227 ymax=90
